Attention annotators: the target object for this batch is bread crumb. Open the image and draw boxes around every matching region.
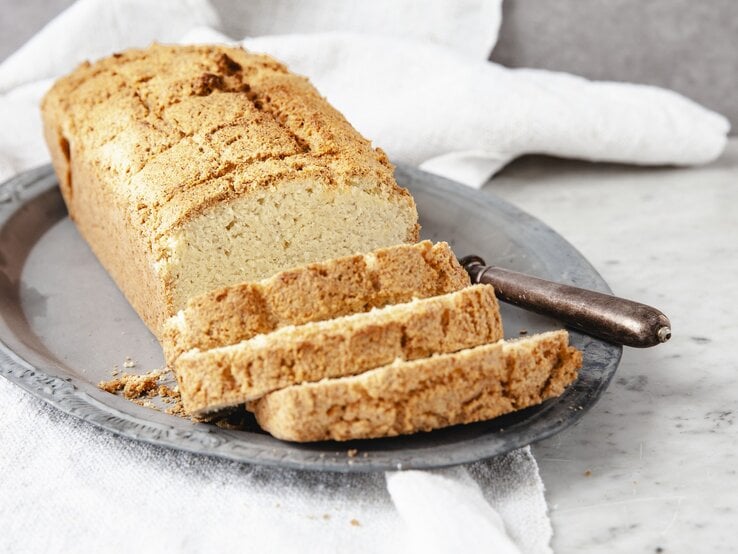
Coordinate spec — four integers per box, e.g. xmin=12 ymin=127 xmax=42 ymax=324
xmin=123 ymin=356 xmax=136 ymax=368
xmin=158 ymin=384 xmax=179 ymax=398
xmin=114 ymin=402 xmax=246 ymax=430
xmin=347 ymin=448 xmax=358 ymax=458
xmin=584 ymin=470 xmax=592 ymax=477
xmin=323 ymin=513 xmax=331 ymax=520
xmin=99 ymin=368 xmax=167 ymax=401
xmin=98 ymin=367 xmax=203 ymax=422
xmin=214 ymin=418 xmax=243 ymax=430
xmin=165 ymin=401 xmax=188 ymax=417
xmin=350 ymin=518 xmax=360 ymax=527
xmin=99 ymin=378 xmax=122 ymax=394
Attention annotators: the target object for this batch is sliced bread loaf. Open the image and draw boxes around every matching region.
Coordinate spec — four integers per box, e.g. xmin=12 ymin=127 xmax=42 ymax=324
xmin=250 ymin=330 xmax=582 ymax=442
xmin=42 ymin=44 xmax=418 ymax=335
xmin=161 ymin=240 xmax=469 ymax=363
xmin=176 ymin=284 xmax=502 ymax=416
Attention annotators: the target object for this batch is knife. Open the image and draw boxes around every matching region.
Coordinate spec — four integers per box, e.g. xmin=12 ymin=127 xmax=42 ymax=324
xmin=459 ymin=256 xmax=671 ymax=348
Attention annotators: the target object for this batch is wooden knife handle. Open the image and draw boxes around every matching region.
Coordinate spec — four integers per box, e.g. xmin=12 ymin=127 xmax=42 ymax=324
xmin=460 ymin=256 xmax=671 ymax=348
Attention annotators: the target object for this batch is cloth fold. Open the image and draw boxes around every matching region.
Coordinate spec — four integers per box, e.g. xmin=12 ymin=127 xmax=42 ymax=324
xmin=0 ymin=375 xmax=552 ymax=554
xmin=387 ymin=449 xmax=552 ymax=554
xmin=238 ymin=31 xmax=728 ymax=187
xmin=211 ymin=0 xmax=503 ymax=58
xmin=0 ymin=0 xmax=729 ymax=187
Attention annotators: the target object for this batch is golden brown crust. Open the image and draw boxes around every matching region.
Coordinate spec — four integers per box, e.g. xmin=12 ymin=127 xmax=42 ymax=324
xmin=251 ymin=330 xmax=582 ymax=442
xmin=161 ymin=241 xmax=470 ymax=363
xmin=65 ymin=141 xmax=172 ymax=328
xmin=41 ymin=44 xmax=418 ymax=333
xmin=175 ymin=285 xmax=503 ymax=416
xmin=42 ymin=44 xmax=412 ymax=238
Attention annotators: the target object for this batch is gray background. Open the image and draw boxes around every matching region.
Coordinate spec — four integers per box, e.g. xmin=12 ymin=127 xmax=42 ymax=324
xmin=1 ymin=0 xmax=736 ymax=131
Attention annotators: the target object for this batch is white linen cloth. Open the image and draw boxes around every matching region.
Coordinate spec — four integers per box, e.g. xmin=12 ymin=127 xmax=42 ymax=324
xmin=0 ymin=0 xmax=727 ymax=187
xmin=0 ymin=375 xmax=549 ymax=554
xmin=0 ymin=1 xmax=728 ymax=553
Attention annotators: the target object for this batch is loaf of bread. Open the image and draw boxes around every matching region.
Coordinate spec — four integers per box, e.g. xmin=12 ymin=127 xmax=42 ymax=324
xmin=161 ymin=240 xmax=469 ymax=363
xmin=176 ymin=284 xmax=503 ymax=416
xmin=41 ymin=44 xmax=419 ymax=335
xmin=250 ymin=330 xmax=582 ymax=442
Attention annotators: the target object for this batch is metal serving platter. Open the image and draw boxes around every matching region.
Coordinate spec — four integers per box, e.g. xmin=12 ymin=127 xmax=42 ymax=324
xmin=0 ymin=164 xmax=621 ymax=472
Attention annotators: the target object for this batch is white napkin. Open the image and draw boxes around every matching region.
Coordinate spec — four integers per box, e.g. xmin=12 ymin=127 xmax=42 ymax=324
xmin=1 ymin=375 xmax=553 ymax=554
xmin=0 ymin=0 xmax=728 ymax=187
xmin=232 ymin=31 xmax=728 ymax=188
xmin=213 ymin=0 xmax=502 ymax=58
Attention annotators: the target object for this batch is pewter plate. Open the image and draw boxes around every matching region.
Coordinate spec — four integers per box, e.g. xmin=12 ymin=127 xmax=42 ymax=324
xmin=0 ymin=164 xmax=621 ymax=472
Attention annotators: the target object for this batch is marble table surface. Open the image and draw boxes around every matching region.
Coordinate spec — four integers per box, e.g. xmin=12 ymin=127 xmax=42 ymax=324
xmin=486 ymin=139 xmax=738 ymax=553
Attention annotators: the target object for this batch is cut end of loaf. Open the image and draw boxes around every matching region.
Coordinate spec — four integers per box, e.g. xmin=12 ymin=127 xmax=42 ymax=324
xmin=162 ymin=178 xmax=418 ymax=314
xmin=160 ymin=240 xmax=469 ymax=364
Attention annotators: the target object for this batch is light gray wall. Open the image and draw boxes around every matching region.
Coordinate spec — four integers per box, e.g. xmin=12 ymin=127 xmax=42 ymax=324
xmin=491 ymin=0 xmax=738 ymax=131
xmin=2 ymin=0 xmax=735 ymax=131
xmin=0 ymin=0 xmax=74 ymax=60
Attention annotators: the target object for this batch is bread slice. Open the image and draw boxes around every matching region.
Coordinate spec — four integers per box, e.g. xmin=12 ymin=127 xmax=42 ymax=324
xmin=176 ymin=284 xmax=502 ymax=416
xmin=41 ymin=44 xmax=418 ymax=335
xmin=161 ymin=240 xmax=469 ymax=363
xmin=250 ymin=330 xmax=582 ymax=442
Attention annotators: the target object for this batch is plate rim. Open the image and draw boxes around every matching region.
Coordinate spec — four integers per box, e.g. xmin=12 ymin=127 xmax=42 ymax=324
xmin=0 ymin=164 xmax=622 ymax=472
